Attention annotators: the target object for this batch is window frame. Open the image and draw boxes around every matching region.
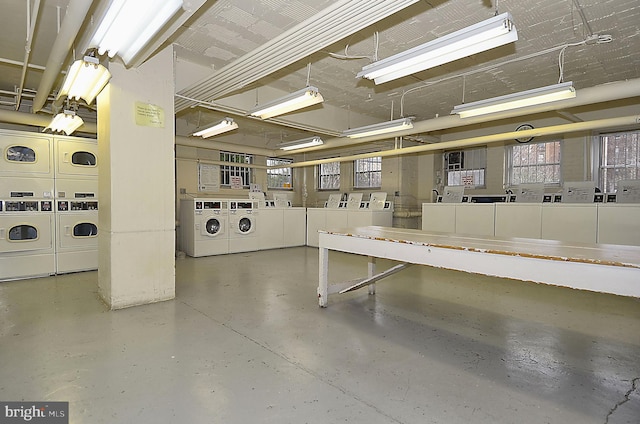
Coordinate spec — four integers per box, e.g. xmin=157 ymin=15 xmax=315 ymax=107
xmin=266 ymin=157 xmax=294 ymax=190
xmin=219 ymin=151 xmax=253 ymax=188
xmin=595 ymin=129 xmax=640 ymax=193
xmin=353 ymin=156 xmax=382 ymax=189
xmin=505 ymin=140 xmax=562 ymax=188
xmin=444 ymin=147 xmax=487 ymax=189
xmin=317 ymin=161 xmax=341 ymax=191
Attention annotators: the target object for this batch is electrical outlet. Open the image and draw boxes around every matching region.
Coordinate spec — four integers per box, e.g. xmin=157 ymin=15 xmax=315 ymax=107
xmin=179 ymin=188 xmax=186 ymax=194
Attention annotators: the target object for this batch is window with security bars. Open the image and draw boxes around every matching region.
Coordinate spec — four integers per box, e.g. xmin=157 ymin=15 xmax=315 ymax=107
xmin=266 ymin=158 xmax=293 ymax=190
xmin=598 ymin=130 xmax=640 ymax=193
xmin=220 ymin=151 xmax=253 ymax=188
xmin=317 ymin=161 xmax=340 ymax=190
xmin=354 ymin=156 xmax=382 ymax=188
xmin=445 ymin=147 xmax=486 ymax=188
xmin=506 ymin=141 xmax=561 ymax=187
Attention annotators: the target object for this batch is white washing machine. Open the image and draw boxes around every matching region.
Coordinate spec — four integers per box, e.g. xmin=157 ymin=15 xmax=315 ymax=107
xmin=54 ymin=136 xmax=98 ymax=179
xmin=180 ymin=198 xmax=228 ymax=257
xmin=54 ymin=179 xmax=99 ymax=274
xmin=0 ymin=197 xmax=56 ymax=281
xmin=228 ymin=199 xmax=258 ymax=253
xmin=0 ymin=129 xmax=54 ymax=179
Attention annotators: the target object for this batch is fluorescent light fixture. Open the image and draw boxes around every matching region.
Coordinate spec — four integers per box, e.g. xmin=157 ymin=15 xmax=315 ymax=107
xmin=90 ymin=0 xmax=183 ymax=65
xmin=57 ymin=56 xmax=111 ymax=105
xmin=44 ymin=110 xmax=84 ymax=135
xmin=341 ymin=118 xmax=413 ymax=138
xmin=277 ymin=136 xmax=324 ymax=151
xmin=248 ymin=86 xmax=324 ymax=119
xmin=357 ymin=12 xmax=518 ymax=84
xmin=451 ymin=82 xmax=576 ymax=118
xmin=192 ymin=117 xmax=238 ymax=138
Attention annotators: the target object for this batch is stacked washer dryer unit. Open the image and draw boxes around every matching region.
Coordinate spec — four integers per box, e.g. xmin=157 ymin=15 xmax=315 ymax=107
xmin=0 ymin=131 xmax=56 ymax=281
xmin=180 ymin=197 xmax=229 ymax=257
xmin=54 ymin=136 xmax=99 ymax=274
xmin=228 ymin=199 xmax=259 ymax=253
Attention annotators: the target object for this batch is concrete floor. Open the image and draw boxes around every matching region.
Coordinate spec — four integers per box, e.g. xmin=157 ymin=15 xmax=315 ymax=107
xmin=1 ymin=246 xmax=639 ymax=424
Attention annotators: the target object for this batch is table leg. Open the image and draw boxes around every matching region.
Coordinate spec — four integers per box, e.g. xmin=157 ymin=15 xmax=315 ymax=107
xmin=368 ymin=256 xmax=376 ymax=295
xmin=318 ymin=246 xmax=329 ymax=307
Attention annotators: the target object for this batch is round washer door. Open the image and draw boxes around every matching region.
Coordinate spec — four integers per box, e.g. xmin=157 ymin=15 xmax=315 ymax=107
xmin=237 ymin=216 xmax=253 ymax=234
xmin=204 ymin=217 xmax=222 ymax=236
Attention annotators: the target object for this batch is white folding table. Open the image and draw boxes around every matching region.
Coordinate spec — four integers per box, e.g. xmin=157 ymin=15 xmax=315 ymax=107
xmin=317 ymin=226 xmax=640 ymax=307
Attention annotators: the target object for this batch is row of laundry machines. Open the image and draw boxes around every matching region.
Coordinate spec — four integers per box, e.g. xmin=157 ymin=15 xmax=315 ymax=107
xmin=179 ymin=194 xmax=306 ymax=257
xmin=306 ymin=192 xmax=394 ymax=247
xmin=0 ymin=129 xmax=99 ymax=281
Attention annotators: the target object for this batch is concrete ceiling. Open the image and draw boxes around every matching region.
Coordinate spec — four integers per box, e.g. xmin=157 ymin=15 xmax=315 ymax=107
xmin=1 ymin=0 xmax=639 ymax=152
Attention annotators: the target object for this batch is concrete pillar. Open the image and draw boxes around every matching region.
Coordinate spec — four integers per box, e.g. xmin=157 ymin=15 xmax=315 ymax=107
xmin=97 ymin=47 xmax=175 ymax=309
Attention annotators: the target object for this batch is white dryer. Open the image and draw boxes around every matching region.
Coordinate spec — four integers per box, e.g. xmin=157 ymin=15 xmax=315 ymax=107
xmin=180 ymin=198 xmax=228 ymax=257
xmin=55 ymin=198 xmax=99 ymax=274
xmin=0 ymin=197 xmax=56 ymax=281
xmin=54 ymin=136 xmax=98 ymax=179
xmin=54 ymin=179 xmax=99 ymax=273
xmin=0 ymin=129 xmax=53 ymax=179
xmin=228 ymin=199 xmax=259 ymax=253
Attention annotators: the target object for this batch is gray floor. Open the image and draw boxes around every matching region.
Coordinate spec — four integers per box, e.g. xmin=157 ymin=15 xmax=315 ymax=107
xmin=1 ymin=247 xmax=639 ymax=424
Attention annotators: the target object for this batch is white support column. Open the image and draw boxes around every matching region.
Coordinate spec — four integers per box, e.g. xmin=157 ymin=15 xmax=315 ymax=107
xmin=97 ymin=47 xmax=176 ymax=309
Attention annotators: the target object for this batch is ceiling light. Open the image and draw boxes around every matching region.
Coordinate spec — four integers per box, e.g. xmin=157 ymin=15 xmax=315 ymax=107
xmin=357 ymin=12 xmax=518 ymax=85
xmin=451 ymin=82 xmax=576 ymax=118
xmin=277 ymin=136 xmax=324 ymax=151
xmin=248 ymin=86 xmax=324 ymax=119
xmin=341 ymin=118 xmax=413 ymax=138
xmin=192 ymin=117 xmax=238 ymax=138
xmin=90 ymin=0 xmax=183 ymax=65
xmin=57 ymin=56 xmax=111 ymax=105
xmin=44 ymin=110 xmax=84 ymax=135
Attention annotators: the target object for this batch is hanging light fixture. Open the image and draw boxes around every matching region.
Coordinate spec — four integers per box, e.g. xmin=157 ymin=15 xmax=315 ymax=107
xmin=277 ymin=136 xmax=324 ymax=151
xmin=44 ymin=109 xmax=84 ymax=136
xmin=451 ymin=82 xmax=576 ymax=118
xmin=192 ymin=117 xmax=238 ymax=138
xmin=57 ymin=55 xmax=111 ymax=105
xmin=341 ymin=118 xmax=413 ymax=138
xmin=89 ymin=0 xmax=183 ymax=65
xmin=248 ymin=86 xmax=324 ymax=119
xmin=357 ymin=12 xmax=518 ymax=85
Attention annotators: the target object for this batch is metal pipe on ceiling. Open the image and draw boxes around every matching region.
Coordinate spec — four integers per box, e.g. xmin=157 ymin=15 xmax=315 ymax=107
xmin=0 ymin=57 xmax=46 ymax=70
xmin=176 ymin=0 xmax=420 ymax=111
xmin=16 ymin=0 xmax=41 ymax=110
xmin=175 ymin=135 xmax=276 ymax=157
xmin=0 ymin=108 xmax=97 ymax=134
xmin=282 ymin=77 xmax=640 ymax=155
xmin=276 ymin=115 xmax=640 ymax=169
xmin=32 ymin=0 xmax=94 ymax=113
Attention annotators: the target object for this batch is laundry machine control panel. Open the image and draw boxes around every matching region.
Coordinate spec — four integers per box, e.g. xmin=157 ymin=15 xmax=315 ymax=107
xmin=4 ymin=200 xmax=40 ymax=212
xmin=57 ymin=201 xmax=98 ymax=211
xmin=229 ymin=201 xmax=254 ymax=210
